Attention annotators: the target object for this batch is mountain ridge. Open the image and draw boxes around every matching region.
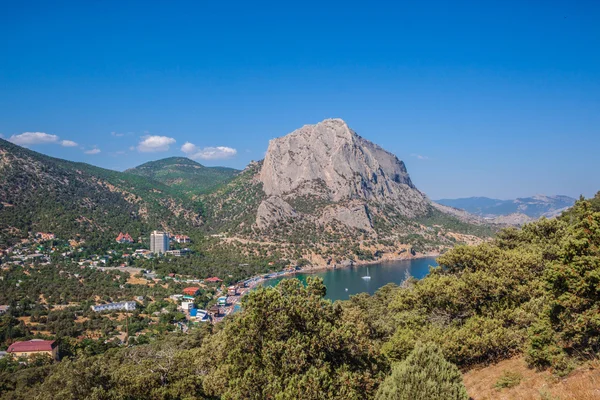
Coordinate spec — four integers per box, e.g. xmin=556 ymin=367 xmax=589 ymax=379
xmin=0 ymin=138 xmax=202 ymax=246
xmin=126 ymin=156 xmax=239 ymax=195
xmin=435 ymin=195 xmax=576 ymax=219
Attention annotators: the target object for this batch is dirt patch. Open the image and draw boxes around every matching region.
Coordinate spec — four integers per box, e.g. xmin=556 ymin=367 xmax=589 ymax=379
xmin=127 ymin=275 xmax=151 ymax=285
xmin=463 ymin=356 xmax=600 ymax=400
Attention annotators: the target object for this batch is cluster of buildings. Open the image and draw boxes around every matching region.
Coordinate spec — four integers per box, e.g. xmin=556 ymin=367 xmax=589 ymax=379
xmin=35 ymin=232 xmax=56 ymax=241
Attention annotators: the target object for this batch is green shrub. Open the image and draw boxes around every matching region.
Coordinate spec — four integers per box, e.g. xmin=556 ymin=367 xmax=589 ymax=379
xmin=494 ymin=370 xmax=522 ymax=389
xmin=376 ymin=342 xmax=469 ymax=400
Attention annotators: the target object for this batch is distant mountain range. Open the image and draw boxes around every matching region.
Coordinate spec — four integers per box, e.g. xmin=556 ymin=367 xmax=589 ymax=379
xmin=435 ymin=195 xmax=576 ymax=221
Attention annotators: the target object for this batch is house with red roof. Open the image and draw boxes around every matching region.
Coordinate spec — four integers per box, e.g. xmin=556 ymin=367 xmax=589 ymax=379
xmin=183 ymin=287 xmax=200 ymax=296
xmin=116 ymin=232 xmax=134 ymax=244
xmin=205 ymin=277 xmax=222 ymax=283
xmin=7 ymin=339 xmax=59 ymax=360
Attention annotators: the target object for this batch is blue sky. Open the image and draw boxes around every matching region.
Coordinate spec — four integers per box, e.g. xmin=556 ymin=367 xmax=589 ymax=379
xmin=0 ymin=0 xmax=598 ymax=199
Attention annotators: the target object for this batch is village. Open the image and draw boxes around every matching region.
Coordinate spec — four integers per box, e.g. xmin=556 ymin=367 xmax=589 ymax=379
xmin=0 ymin=230 xmax=299 ymax=362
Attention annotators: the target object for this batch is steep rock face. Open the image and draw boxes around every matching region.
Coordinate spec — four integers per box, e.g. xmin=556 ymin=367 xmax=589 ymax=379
xmin=259 ymin=119 xmax=429 ymax=220
xmin=255 ymin=196 xmax=297 ymax=229
xmin=320 ymin=202 xmax=374 ymax=232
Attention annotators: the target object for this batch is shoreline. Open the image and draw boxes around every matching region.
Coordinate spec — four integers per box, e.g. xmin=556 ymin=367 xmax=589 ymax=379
xmin=219 ymin=252 xmax=440 ymax=319
xmin=298 ymin=252 xmax=441 ymax=274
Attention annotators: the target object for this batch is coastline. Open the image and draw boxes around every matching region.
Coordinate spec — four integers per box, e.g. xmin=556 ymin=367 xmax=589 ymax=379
xmin=298 ymin=252 xmax=441 ymax=274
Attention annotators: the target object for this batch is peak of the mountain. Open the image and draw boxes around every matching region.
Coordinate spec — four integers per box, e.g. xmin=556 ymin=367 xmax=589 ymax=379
xmin=435 ymin=195 xmax=576 ymax=219
xmin=202 ymin=120 xmax=495 ymax=262
xmin=126 ymin=157 xmax=239 ymax=195
xmin=131 ymin=157 xmax=205 ymax=169
xmin=259 ymin=118 xmax=427 ymax=218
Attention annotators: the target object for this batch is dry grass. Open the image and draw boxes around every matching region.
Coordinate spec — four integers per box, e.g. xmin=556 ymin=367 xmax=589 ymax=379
xmin=463 ymin=356 xmax=600 ymax=400
xmin=127 ymin=275 xmax=151 ymax=285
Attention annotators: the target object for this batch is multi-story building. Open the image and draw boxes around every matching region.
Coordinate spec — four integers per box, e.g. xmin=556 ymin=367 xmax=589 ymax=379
xmin=91 ymin=301 xmax=137 ymax=313
xmin=150 ymin=231 xmax=169 ymax=254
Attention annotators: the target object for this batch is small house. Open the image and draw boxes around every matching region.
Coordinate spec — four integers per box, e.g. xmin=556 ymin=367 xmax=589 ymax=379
xmin=183 ymin=287 xmax=200 ymax=296
xmin=7 ymin=340 xmax=59 ymax=361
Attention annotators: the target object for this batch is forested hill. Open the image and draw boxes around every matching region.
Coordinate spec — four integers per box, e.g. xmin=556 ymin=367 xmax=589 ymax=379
xmin=0 ymin=139 xmax=202 ymax=247
xmin=125 ymin=157 xmax=239 ymax=195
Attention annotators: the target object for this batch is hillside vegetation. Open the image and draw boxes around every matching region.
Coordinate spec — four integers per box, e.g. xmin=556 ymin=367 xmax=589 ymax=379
xmin=0 ymin=139 xmax=202 ymax=247
xmin=126 ymin=157 xmax=239 ymax=196
xmin=2 ymin=192 xmax=599 ymax=399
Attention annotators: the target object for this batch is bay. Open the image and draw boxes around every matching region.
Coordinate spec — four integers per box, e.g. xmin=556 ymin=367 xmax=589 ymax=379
xmin=263 ymin=257 xmax=438 ymax=302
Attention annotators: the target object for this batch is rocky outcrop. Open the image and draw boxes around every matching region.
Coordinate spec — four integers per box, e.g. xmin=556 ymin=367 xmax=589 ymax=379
xmin=259 ymin=119 xmax=430 ymax=221
xmin=255 ymin=196 xmax=297 ymax=229
xmin=320 ymin=202 xmax=374 ymax=231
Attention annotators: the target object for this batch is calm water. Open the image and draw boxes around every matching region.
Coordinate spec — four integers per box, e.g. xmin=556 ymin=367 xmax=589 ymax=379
xmin=263 ymin=257 xmax=438 ymax=302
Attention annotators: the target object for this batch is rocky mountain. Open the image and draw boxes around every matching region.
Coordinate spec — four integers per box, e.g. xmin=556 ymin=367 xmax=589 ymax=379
xmin=259 ymin=118 xmax=429 ymax=221
xmin=0 ymin=139 xmax=202 ymax=246
xmin=202 ymin=119 xmax=495 ymax=264
xmin=126 ymin=157 xmax=239 ymax=195
xmin=435 ymin=195 xmax=576 ymax=220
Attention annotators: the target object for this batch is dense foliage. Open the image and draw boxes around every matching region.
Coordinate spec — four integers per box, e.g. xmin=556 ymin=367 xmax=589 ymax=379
xmin=126 ymin=157 xmax=239 ymax=196
xmin=375 ymin=342 xmax=468 ymax=400
xmin=202 ymin=278 xmax=385 ymax=399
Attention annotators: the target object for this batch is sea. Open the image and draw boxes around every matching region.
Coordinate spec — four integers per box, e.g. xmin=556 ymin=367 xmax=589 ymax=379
xmin=262 ymin=257 xmax=438 ymax=302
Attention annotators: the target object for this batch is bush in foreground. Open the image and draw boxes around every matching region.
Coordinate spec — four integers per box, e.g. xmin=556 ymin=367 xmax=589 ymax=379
xmin=375 ymin=342 xmax=468 ymax=400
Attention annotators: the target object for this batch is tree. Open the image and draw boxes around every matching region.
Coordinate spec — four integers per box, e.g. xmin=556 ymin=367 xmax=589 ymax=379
xmin=375 ymin=342 xmax=469 ymax=400
xmin=201 ymin=277 xmax=385 ymax=399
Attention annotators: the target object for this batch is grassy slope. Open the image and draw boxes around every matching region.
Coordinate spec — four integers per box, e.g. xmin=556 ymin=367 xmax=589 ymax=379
xmin=463 ymin=356 xmax=600 ymax=400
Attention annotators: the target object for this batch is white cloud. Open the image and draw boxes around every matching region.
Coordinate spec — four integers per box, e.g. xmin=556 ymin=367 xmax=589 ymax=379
xmin=61 ymin=140 xmax=78 ymax=147
xmin=410 ymin=153 xmax=430 ymax=160
xmin=0 ymin=133 xmax=4 ymax=138
xmin=137 ymin=135 xmax=176 ymax=152
xmin=9 ymin=132 xmax=59 ymax=146
xmin=84 ymin=148 xmax=101 ymax=155
xmin=181 ymin=142 xmax=237 ymax=160
xmin=181 ymin=142 xmax=197 ymax=154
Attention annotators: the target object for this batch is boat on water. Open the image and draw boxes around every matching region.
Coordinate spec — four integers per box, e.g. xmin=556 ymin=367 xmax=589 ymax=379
xmin=362 ymin=267 xmax=371 ymax=280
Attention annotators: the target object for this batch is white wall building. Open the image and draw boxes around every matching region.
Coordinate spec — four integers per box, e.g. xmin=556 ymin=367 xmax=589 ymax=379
xmin=91 ymin=301 xmax=136 ymax=313
xmin=150 ymin=231 xmax=169 ymax=254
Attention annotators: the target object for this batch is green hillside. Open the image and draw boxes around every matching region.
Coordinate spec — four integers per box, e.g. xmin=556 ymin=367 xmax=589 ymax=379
xmin=126 ymin=157 xmax=239 ymax=195
xmin=0 ymin=139 xmax=202 ymax=247
xmin=1 ymin=193 xmax=599 ymax=399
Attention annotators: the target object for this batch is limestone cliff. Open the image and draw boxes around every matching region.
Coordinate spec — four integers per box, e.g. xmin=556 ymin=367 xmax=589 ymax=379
xmin=257 ymin=119 xmax=429 ymax=228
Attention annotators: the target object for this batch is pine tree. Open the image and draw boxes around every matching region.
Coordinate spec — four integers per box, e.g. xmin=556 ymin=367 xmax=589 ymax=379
xmin=376 ymin=342 xmax=469 ymax=400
